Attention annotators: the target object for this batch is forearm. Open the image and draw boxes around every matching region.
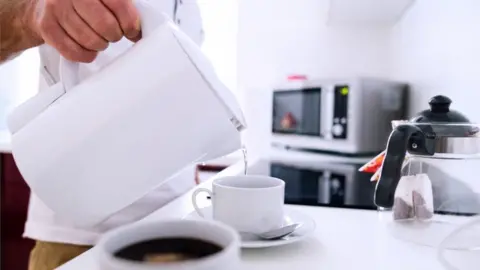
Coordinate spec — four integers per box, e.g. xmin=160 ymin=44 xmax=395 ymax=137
xmin=0 ymin=0 xmax=43 ymax=63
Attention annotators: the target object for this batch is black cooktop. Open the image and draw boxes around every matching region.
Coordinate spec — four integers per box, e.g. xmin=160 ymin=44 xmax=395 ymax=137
xmin=246 ymin=158 xmax=480 ymax=216
xmin=246 ymin=159 xmax=377 ymax=211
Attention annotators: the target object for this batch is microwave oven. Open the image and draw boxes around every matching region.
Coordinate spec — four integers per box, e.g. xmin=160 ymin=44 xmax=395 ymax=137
xmin=271 ymin=78 xmax=408 ymax=155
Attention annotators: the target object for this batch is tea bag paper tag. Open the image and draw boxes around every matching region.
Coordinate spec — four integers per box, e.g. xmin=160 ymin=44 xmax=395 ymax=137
xmin=412 ymin=173 xmax=434 ymax=220
xmin=393 ymin=176 xmax=415 ymax=220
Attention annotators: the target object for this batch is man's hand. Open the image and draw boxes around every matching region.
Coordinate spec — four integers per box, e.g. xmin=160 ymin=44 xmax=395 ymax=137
xmin=36 ymin=0 xmax=141 ymax=63
xmin=0 ymin=0 xmax=43 ymax=63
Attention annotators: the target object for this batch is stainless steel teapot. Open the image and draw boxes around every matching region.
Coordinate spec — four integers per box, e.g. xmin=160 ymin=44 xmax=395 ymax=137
xmin=373 ymin=95 xmax=480 ymax=251
xmin=375 ymin=95 xmax=480 ymax=209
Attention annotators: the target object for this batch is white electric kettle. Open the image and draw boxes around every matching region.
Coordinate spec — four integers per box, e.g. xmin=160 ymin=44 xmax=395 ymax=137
xmin=7 ymin=0 xmax=246 ymax=227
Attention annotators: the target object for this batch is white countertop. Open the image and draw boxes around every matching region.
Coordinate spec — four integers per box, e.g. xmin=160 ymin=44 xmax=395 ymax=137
xmin=57 ymin=158 xmax=478 ymax=270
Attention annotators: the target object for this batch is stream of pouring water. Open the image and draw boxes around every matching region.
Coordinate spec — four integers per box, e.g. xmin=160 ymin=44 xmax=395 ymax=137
xmin=207 ymin=146 xmax=248 ymax=200
xmin=241 ymin=145 xmax=248 ymax=175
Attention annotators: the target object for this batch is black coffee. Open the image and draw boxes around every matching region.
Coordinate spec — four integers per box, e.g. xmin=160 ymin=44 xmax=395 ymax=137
xmin=114 ymin=238 xmax=222 ymax=263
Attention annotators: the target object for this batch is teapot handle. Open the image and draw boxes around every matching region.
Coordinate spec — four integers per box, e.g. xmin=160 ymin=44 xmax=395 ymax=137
xmin=374 ymin=124 xmax=424 ymax=208
xmin=60 ymin=0 xmax=169 ymax=91
xmin=8 ymin=0 xmax=169 ymax=134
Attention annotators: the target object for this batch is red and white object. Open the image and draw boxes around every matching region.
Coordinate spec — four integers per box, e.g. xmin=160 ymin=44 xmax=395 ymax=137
xmin=359 ymin=151 xmax=411 ymax=182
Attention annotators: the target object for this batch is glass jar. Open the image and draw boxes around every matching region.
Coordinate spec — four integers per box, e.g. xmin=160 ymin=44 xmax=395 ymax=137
xmin=371 ymin=96 xmax=480 ymax=266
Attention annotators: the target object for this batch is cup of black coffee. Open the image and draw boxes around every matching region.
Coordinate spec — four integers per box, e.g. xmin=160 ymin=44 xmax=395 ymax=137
xmin=96 ymin=219 xmax=241 ymax=270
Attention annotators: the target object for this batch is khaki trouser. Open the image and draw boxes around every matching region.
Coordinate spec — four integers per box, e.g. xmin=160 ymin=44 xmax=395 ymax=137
xmin=28 ymin=241 xmax=92 ymax=270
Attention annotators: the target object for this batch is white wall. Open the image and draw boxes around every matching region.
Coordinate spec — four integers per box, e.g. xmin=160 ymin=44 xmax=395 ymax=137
xmin=199 ymin=0 xmax=238 ymax=93
xmin=390 ymin=0 xmax=480 ymax=120
xmin=237 ymin=0 xmax=392 ymax=158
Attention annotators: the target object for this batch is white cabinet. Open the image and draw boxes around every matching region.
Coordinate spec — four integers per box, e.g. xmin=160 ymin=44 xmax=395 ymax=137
xmin=327 ymin=0 xmax=416 ymax=26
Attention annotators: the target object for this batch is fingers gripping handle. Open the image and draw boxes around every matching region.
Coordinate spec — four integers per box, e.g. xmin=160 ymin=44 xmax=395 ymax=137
xmin=192 ymin=188 xmax=213 ymax=218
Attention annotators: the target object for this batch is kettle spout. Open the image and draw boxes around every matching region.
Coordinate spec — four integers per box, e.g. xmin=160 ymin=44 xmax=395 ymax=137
xmin=197 ymin=118 xmax=245 ymax=163
xmin=231 ymin=116 xmax=247 ymax=132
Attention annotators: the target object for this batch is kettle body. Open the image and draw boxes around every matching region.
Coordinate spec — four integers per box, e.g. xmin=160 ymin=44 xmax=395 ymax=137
xmin=7 ymin=0 xmax=246 ymax=227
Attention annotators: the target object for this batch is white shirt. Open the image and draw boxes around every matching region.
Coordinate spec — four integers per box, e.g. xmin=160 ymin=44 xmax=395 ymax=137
xmin=23 ymin=0 xmax=204 ymax=245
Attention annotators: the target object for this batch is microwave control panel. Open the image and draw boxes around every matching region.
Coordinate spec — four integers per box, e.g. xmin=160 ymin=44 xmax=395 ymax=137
xmin=331 ymin=85 xmax=349 ymax=139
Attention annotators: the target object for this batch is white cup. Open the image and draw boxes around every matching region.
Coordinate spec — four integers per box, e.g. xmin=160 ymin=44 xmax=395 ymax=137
xmin=192 ymin=175 xmax=285 ymax=234
xmin=96 ymin=219 xmax=241 ymax=270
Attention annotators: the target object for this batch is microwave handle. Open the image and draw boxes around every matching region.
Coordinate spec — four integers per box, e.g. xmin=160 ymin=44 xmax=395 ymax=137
xmin=318 ymin=171 xmax=331 ymax=204
xmin=320 ymin=86 xmax=335 ymax=139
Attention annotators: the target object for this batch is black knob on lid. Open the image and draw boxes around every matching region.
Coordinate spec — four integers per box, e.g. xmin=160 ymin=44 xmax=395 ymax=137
xmin=412 ymin=95 xmax=470 ymax=123
xmin=429 ymin=95 xmax=451 ymax=113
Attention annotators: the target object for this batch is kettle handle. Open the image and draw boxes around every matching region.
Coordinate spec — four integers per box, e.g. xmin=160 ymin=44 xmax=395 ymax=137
xmin=374 ymin=124 xmax=425 ymax=208
xmin=7 ymin=0 xmax=169 ymax=134
xmin=60 ymin=0 xmax=170 ymax=91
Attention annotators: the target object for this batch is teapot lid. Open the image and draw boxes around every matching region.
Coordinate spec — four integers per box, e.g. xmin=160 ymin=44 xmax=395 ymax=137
xmin=410 ymin=95 xmax=470 ymax=123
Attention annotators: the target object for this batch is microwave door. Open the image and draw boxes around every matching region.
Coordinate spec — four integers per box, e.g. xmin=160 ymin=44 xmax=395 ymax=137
xmin=321 ymin=86 xmax=335 ymax=139
xmin=272 ymin=88 xmax=321 ymax=136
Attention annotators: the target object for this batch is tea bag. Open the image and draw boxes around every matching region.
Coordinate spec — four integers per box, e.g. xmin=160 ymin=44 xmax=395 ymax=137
xmin=393 ymin=175 xmax=415 ymax=220
xmin=359 ymin=151 xmax=434 ymax=220
xmin=392 ymin=174 xmax=434 ymax=221
xmin=411 ymin=173 xmax=434 ymax=220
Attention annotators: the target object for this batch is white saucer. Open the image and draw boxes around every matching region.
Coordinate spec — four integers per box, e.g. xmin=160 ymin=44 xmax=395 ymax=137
xmin=183 ymin=206 xmax=316 ymax=248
